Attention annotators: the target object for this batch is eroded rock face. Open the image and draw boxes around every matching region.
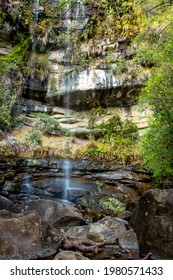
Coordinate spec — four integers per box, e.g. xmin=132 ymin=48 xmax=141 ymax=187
xmin=0 ymin=210 xmax=59 ymax=260
xmin=20 ymin=199 xmax=85 ymax=227
xmin=131 ymin=189 xmax=173 ymax=259
xmin=46 ymin=64 xmax=143 ymax=109
xmin=0 ymin=0 xmax=149 ymax=113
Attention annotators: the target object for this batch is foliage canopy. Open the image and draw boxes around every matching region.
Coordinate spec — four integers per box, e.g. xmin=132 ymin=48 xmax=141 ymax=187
xmin=135 ymin=0 xmax=173 ymax=182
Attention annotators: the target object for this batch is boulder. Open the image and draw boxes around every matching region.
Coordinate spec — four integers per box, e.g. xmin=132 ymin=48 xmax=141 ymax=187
xmin=0 ymin=210 xmax=59 ymax=260
xmin=131 ymin=189 xmax=173 ymax=259
xmin=66 ymin=216 xmax=128 ymax=240
xmin=0 ymin=195 xmax=19 ymax=213
xmin=76 ymin=194 xmax=126 ymax=215
xmin=66 ymin=216 xmax=139 ymax=259
xmin=20 ymin=199 xmax=85 ymax=227
xmin=87 ymin=232 xmax=104 ymax=243
xmin=54 ymin=251 xmax=89 ymax=260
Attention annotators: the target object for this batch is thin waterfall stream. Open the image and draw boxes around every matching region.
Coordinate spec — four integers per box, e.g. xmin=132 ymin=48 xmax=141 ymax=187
xmin=26 ymin=0 xmax=40 ymax=99
xmin=62 ymin=0 xmax=85 ymax=200
xmin=32 ymin=0 xmax=39 ymax=53
xmin=62 ymin=159 xmax=72 ymax=201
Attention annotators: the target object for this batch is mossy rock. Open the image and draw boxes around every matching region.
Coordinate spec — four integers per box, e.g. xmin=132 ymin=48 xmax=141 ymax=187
xmin=0 ymin=176 xmax=5 ymax=186
xmin=77 ymin=194 xmax=126 ymax=215
xmin=1 ymin=181 xmax=21 ymax=194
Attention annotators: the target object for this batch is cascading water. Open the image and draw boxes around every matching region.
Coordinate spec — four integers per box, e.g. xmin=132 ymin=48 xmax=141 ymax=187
xmin=62 ymin=0 xmax=85 ymax=200
xmin=62 ymin=159 xmax=72 ymax=200
xmin=64 ymin=0 xmax=72 ymax=109
xmin=63 ymin=0 xmax=85 ymax=108
xmin=27 ymin=0 xmax=40 ymax=99
xmin=22 ymin=174 xmax=33 ymax=198
xmin=75 ymin=0 xmax=85 ymax=21
xmin=32 ymin=0 xmax=40 ymax=53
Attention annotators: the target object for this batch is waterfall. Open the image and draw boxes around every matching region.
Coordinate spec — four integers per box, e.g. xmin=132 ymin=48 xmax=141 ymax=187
xmin=64 ymin=0 xmax=86 ymax=59
xmin=32 ymin=0 xmax=39 ymax=53
xmin=22 ymin=174 xmax=33 ymax=199
xmin=64 ymin=0 xmax=72 ymax=67
xmin=63 ymin=0 xmax=84 ymax=200
xmin=63 ymin=0 xmax=85 ymax=107
xmin=62 ymin=159 xmax=72 ymax=200
xmin=76 ymin=0 xmax=85 ymax=21
xmin=27 ymin=0 xmax=39 ymax=99
xmin=62 ymin=1 xmax=85 ymax=200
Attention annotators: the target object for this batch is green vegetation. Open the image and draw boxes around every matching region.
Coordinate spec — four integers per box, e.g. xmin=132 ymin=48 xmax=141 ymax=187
xmin=85 ymin=0 xmax=141 ymax=41
xmin=0 ymin=85 xmax=16 ymax=131
xmin=0 ymin=37 xmax=30 ymax=68
xmin=85 ymin=110 xmax=139 ymax=164
xmin=0 ymin=36 xmax=30 ymax=131
xmin=98 ymin=114 xmax=138 ymax=142
xmin=134 ymin=0 xmax=173 ymax=182
xmin=37 ymin=113 xmax=71 ymax=136
xmin=27 ymin=129 xmax=42 ymax=146
xmin=88 ymin=107 xmax=106 ymax=140
xmin=26 ymin=114 xmax=71 ymax=146
xmin=25 ymin=53 xmax=49 ymax=81
xmin=0 ymin=0 xmax=172 ymax=182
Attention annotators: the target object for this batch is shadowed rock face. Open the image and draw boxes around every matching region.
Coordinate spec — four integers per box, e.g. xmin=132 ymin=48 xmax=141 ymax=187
xmin=0 ymin=195 xmax=19 ymax=213
xmin=20 ymin=199 xmax=85 ymax=227
xmin=0 ymin=209 xmax=59 ymax=260
xmin=131 ymin=189 xmax=173 ymax=259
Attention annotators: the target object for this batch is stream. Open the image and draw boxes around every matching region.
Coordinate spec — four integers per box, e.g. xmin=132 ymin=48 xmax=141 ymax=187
xmin=0 ymin=157 xmax=153 ymax=260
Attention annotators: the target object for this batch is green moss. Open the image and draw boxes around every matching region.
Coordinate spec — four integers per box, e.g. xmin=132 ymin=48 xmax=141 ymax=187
xmin=0 ymin=35 xmax=31 ymax=131
xmin=77 ymin=194 xmax=126 ymax=215
xmin=0 ymin=176 xmax=5 ymax=185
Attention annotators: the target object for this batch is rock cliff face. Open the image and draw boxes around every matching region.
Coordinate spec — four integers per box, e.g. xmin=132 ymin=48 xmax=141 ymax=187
xmin=0 ymin=0 xmax=148 ymax=116
xmin=47 ymin=37 xmax=148 ymax=109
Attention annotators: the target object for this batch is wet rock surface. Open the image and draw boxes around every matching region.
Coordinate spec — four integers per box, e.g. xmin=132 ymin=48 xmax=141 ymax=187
xmin=0 ymin=157 xmax=162 ymax=260
xmin=131 ymin=189 xmax=173 ymax=259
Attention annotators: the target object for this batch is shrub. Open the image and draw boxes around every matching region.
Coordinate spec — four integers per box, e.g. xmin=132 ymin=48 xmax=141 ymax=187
xmin=37 ymin=113 xmax=71 ymax=136
xmin=98 ymin=114 xmax=139 ymax=142
xmin=27 ymin=129 xmax=42 ymax=146
xmin=0 ymin=85 xmax=16 ymax=131
xmin=88 ymin=107 xmax=106 ymax=140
